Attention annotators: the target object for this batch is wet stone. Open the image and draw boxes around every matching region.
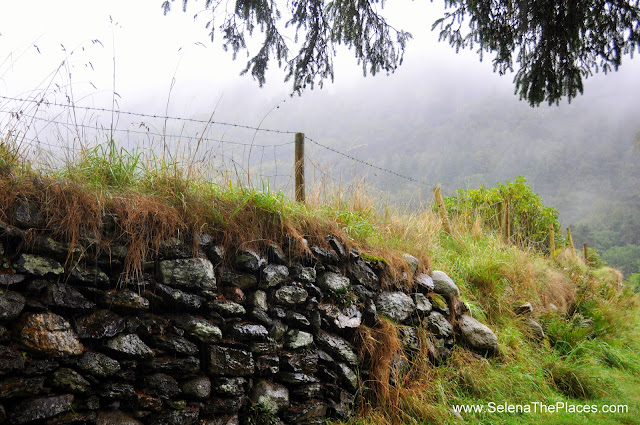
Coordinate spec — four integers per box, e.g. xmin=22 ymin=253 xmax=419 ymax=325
xmin=290 ymin=265 xmax=316 ymax=283
xmin=50 ymin=367 xmax=91 ymax=393
xmin=159 ymin=237 xmax=193 ymax=259
xmin=282 ymin=400 xmax=328 ymax=424
xmin=227 ymin=322 xmax=269 ymax=341
xmin=414 ymin=273 xmax=435 ymax=291
xmin=0 ymin=289 xmax=26 ymax=320
xmin=105 ymin=333 xmax=154 ymax=359
xmin=249 ymin=290 xmax=268 ymax=311
xmin=398 ymin=326 xmax=419 ymax=350
xmin=275 ymin=285 xmax=308 ymax=305
xmin=78 ymin=351 xmax=121 ymax=377
xmin=291 ymin=384 xmax=323 ymax=400
xmin=75 ymin=309 xmax=125 ymax=339
xmin=176 ymin=315 xmax=222 ymax=343
xmin=148 ymin=409 xmax=200 ymax=425
xmin=347 ymin=258 xmax=379 ymax=291
xmin=260 ymin=264 xmax=289 ymax=288
xmin=206 ymin=396 xmax=245 ymax=414
xmin=24 ymin=359 xmax=58 ymax=376
xmin=209 ymin=300 xmax=246 ymax=316
xmin=316 ymin=330 xmax=359 ymax=366
xmin=14 ymin=198 xmax=45 ymax=228
xmin=317 ymin=272 xmax=350 ymax=294
xmin=311 ymin=246 xmax=340 ymax=264
xmin=412 ymin=293 xmax=432 ymax=314
xmin=9 ymin=394 xmax=74 ymax=425
xmin=182 ymin=376 xmax=211 ymax=399
xmin=218 ymin=269 xmax=257 ymax=289
xmin=154 ymin=283 xmax=204 ymax=311
xmin=18 ymin=312 xmax=84 ymax=357
xmin=281 ymin=351 xmax=318 ymax=373
xmin=326 ymin=235 xmax=346 ymax=259
xmin=286 ymin=311 xmax=311 ymax=327
xmin=285 ymin=329 xmax=314 ymax=349
xmin=251 ymin=380 xmax=290 ymax=414
xmin=44 ymin=283 xmax=95 ymax=310
xmin=267 ymin=243 xmax=287 ymax=265
xmin=426 ymin=311 xmax=453 ymax=338
xmin=148 ymin=356 xmax=200 ymax=377
xmin=98 ymin=382 xmax=135 ymax=400
xmin=158 ymin=258 xmax=217 ymax=291
xmin=255 ymin=354 xmax=279 ymax=375
xmin=144 ymin=373 xmax=181 ymax=398
xmin=100 ymin=289 xmax=150 ymax=313
xmin=0 ymin=325 xmax=9 ymax=343
xmin=212 ymin=377 xmax=247 ymax=396
xmin=149 ymin=334 xmax=198 ymax=356
xmin=250 ymin=341 xmax=283 ymax=355
xmin=279 ymin=372 xmax=319 ymax=384
xmin=375 ymin=291 xmax=416 ymax=323
xmin=14 ymin=253 xmax=64 ymax=276
xmin=234 ymin=249 xmax=265 ymax=272
xmin=336 ymin=363 xmax=358 ymax=391
xmin=208 ymin=346 xmax=254 ymax=376
xmin=319 ymin=303 xmax=362 ymax=329
xmin=0 ymin=273 xmax=26 ymax=286
xmin=97 ymin=411 xmax=143 ymax=425
xmin=0 ymin=376 xmax=45 ymax=398
xmin=69 ymin=264 xmax=110 ymax=286
xmin=49 ymin=411 xmax=97 ymax=424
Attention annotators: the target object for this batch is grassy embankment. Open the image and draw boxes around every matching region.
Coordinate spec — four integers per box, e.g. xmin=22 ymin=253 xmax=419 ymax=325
xmin=1 ymin=138 xmax=639 ymax=425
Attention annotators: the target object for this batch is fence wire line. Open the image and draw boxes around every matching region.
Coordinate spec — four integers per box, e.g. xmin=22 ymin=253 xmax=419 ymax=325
xmin=0 ymin=95 xmax=297 ymax=135
xmin=3 ymin=112 xmax=295 ymax=148
xmin=305 ymin=135 xmax=426 ymax=185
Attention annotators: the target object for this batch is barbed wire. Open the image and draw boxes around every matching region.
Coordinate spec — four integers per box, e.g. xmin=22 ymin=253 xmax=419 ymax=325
xmin=2 ymin=112 xmax=295 ymax=149
xmin=305 ymin=135 xmax=426 ymax=185
xmin=0 ymin=95 xmax=297 ymax=135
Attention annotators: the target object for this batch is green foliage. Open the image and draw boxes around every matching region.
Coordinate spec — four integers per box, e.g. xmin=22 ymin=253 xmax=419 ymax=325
xmin=600 ymin=244 xmax=640 ymax=278
xmin=243 ymin=403 xmax=279 ymax=425
xmin=443 ymin=177 xmax=560 ymax=252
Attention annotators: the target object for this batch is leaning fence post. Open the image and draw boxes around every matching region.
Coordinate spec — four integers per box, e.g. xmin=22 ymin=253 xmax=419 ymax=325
xmin=583 ymin=243 xmax=589 ymax=265
xmin=549 ymin=225 xmax=556 ymax=258
xmin=501 ymin=198 xmax=510 ymax=244
xmin=433 ymin=187 xmax=452 ymax=235
xmin=567 ymin=227 xmax=576 ymax=257
xmin=295 ymin=133 xmax=305 ymax=203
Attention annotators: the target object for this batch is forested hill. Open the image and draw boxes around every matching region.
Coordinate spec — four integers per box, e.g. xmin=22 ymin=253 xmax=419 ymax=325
xmin=269 ymin=66 xmax=640 ymax=278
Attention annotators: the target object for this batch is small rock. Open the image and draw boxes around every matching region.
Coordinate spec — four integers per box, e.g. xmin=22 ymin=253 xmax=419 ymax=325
xmin=205 ymin=244 xmax=225 ymax=265
xmin=0 ymin=376 xmax=45 ymax=398
xmin=50 ymin=367 xmax=91 ymax=393
xmin=274 ymin=285 xmax=308 ymax=305
xmin=209 ymin=300 xmax=247 ymax=316
xmin=69 ymin=264 xmax=110 ymax=286
xmin=284 ymin=330 xmax=314 ymax=349
xmin=426 ymin=311 xmax=453 ymax=338
xmin=249 ymin=290 xmax=268 ymax=311
xmin=100 ymin=289 xmax=150 ymax=313
xmin=176 ymin=316 xmax=222 ymax=343
xmin=319 ymin=303 xmax=362 ymax=329
xmin=97 ymin=411 xmax=143 ymax=425
xmin=208 ymin=346 xmax=254 ymax=376
xmin=412 ymin=293 xmax=432 ymax=314
xmin=431 ymin=270 xmax=460 ymax=297
xmin=414 ymin=273 xmax=435 ymax=291
xmin=218 ymin=268 xmax=257 ymax=289
xmin=144 ymin=373 xmax=181 ymax=397
xmin=316 ymin=330 xmax=359 ymax=366
xmin=43 ymin=283 xmax=95 ymax=310
xmin=105 ymin=333 xmax=154 ymax=359
xmin=227 ymin=323 xmax=269 ymax=341
xmin=234 ymin=249 xmax=265 ymax=272
xmin=148 ymin=334 xmax=198 ymax=356
xmin=75 ymin=309 xmax=125 ymax=339
xmin=78 ymin=351 xmax=121 ymax=377
xmin=158 ymin=258 xmax=217 ymax=291
xmin=0 ymin=289 xmax=26 ymax=320
xmin=260 ymin=264 xmax=289 ymax=288
xmin=0 ymin=346 xmax=25 ymax=375
xmin=515 ymin=302 xmax=534 ymax=315
xmin=18 ymin=312 xmax=84 ymax=357
xmin=267 ymin=243 xmax=287 ymax=265
xmin=347 ymin=259 xmax=379 ymax=291
xmin=375 ymin=291 xmax=416 ymax=322
xmin=182 ymin=376 xmax=211 ymax=399
xmin=9 ymin=394 xmax=74 ymax=424
xmin=459 ymin=314 xmax=498 ymax=353
xmin=290 ymin=265 xmax=316 ymax=283
xmin=211 ymin=377 xmax=247 ymax=396
xmin=403 ymin=253 xmax=420 ymax=274
xmin=525 ymin=318 xmax=545 ymax=341
xmin=251 ymin=380 xmax=290 ymax=414
xmin=317 ymin=272 xmax=350 ymax=294
xmin=14 ymin=254 xmax=64 ymax=276
xmin=154 ymin=283 xmax=204 ymax=311
xmin=326 ymin=235 xmax=347 ymax=258
xmin=311 ymin=246 xmax=340 ymax=264
xmin=336 ymin=363 xmax=358 ymax=391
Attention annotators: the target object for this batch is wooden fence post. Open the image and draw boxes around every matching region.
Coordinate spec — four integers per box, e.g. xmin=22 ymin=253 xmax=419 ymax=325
xmin=295 ymin=133 xmax=305 ymax=203
xmin=583 ymin=243 xmax=589 ymax=265
xmin=567 ymin=227 xmax=576 ymax=257
xmin=549 ymin=225 xmax=556 ymax=258
xmin=433 ymin=187 xmax=452 ymax=235
xmin=501 ymin=198 xmax=510 ymax=243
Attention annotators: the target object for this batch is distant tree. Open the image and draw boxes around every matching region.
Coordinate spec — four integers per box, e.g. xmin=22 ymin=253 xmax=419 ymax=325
xmin=162 ymin=0 xmax=640 ymax=105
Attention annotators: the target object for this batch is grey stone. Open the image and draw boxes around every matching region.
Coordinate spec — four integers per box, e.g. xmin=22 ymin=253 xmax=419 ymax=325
xmin=316 ymin=330 xmax=359 ymax=366
xmin=78 ymin=351 xmax=121 ymax=377
xmin=147 ymin=409 xmax=199 ymax=425
xmin=275 ymin=285 xmax=308 ymax=305
xmin=267 ymin=243 xmax=287 ymax=265
xmin=14 ymin=198 xmax=45 ymax=228
xmin=375 ymin=291 xmax=416 ymax=322
xmin=285 ymin=330 xmax=314 ymax=349
xmin=14 ymin=254 xmax=63 ymax=276
xmin=148 ymin=356 xmax=200 ymax=377
xmin=182 ymin=376 xmax=211 ymax=399
xmin=279 ymin=372 xmax=319 ymax=384
xmin=43 ymin=283 xmax=95 ymax=310
xmin=97 ymin=411 xmax=143 ymax=425
xmin=326 ymin=235 xmax=346 ymax=258
xmin=0 ymin=346 xmax=25 ymax=375
xmin=0 ymin=376 xmax=45 ymax=398
xmin=0 ymin=273 xmax=26 ymax=286
xmin=9 ymin=394 xmax=74 ymax=424
xmin=18 ymin=312 xmax=84 ymax=356
xmin=287 ymin=311 xmax=311 ymax=327
xmin=154 ymin=283 xmax=204 ymax=311
xmin=218 ymin=268 xmax=257 ymax=289
xmin=403 ymin=253 xmax=420 ymax=274
xmin=158 ymin=258 xmax=216 ymax=291
xmin=526 ymin=318 xmax=545 ymax=341
xmin=317 ymin=272 xmax=350 ymax=294
xmin=319 ymin=303 xmax=362 ymax=329
xmin=281 ymin=351 xmax=318 ymax=373
xmin=177 ymin=315 xmax=222 ymax=343
xmin=412 ymin=293 xmax=432 ymax=314
xmin=234 ymin=249 xmax=265 ymax=272
xmin=98 ymin=382 xmax=135 ymax=399
xmin=255 ymin=354 xmax=280 ymax=375
xmin=160 ymin=237 xmax=193 ymax=258
xmin=431 ymin=270 xmax=460 ymax=297
xmin=426 ymin=311 xmax=453 ymax=338
xmin=208 ymin=346 xmax=254 ymax=376
xmin=0 ymin=289 xmax=25 ymax=320
xmin=249 ymin=290 xmax=268 ymax=311
xmin=100 ymin=289 xmax=150 ymax=313
xmin=290 ymin=383 xmax=323 ymax=399
xmin=336 ymin=363 xmax=358 ymax=391
xmin=144 ymin=373 xmax=181 ymax=397
xmin=399 ymin=326 xmax=419 ymax=350
xmin=459 ymin=314 xmax=498 ymax=353
xmin=290 ymin=265 xmax=316 ymax=283
xmin=228 ymin=323 xmax=269 ymax=341
xmin=75 ymin=309 xmax=125 ymax=339
xmin=282 ymin=400 xmax=328 ymax=423
xmin=414 ymin=273 xmax=435 ymax=291
xmin=212 ymin=377 xmax=247 ymax=396
xmin=251 ymin=380 xmax=290 ymax=414
xmin=261 ymin=264 xmax=289 ymax=288
xmin=69 ymin=264 xmax=110 ymax=286
xmin=206 ymin=244 xmax=225 ymax=265
xmin=204 ymin=415 xmax=239 ymax=425
xmin=347 ymin=259 xmax=379 ymax=291
xmin=105 ymin=333 xmax=154 ymax=359
xmin=209 ymin=300 xmax=246 ymax=316
xmin=311 ymin=246 xmax=340 ymax=264
xmin=516 ymin=302 xmax=534 ymax=315
xmin=149 ymin=334 xmax=198 ymax=355
xmin=50 ymin=367 xmax=91 ymax=393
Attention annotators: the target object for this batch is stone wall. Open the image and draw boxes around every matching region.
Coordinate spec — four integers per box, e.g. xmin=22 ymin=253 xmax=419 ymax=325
xmin=0 ymin=216 xmax=497 ymax=425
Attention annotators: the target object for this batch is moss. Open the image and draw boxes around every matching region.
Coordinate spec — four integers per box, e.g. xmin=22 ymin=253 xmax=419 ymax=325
xmin=427 ymin=293 xmax=448 ymax=311
xmin=361 ymin=252 xmax=389 ymax=268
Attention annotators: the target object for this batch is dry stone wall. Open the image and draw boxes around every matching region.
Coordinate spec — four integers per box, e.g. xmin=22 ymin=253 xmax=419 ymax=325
xmin=0 ymin=215 xmax=497 ymax=425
